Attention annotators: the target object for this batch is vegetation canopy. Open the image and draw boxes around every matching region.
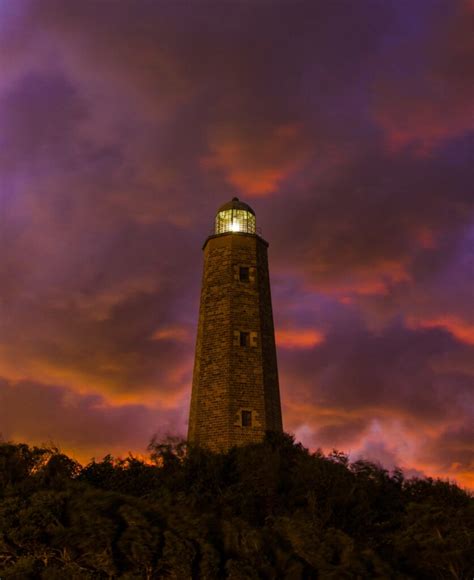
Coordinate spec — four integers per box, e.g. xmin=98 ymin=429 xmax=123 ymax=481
xmin=0 ymin=433 xmax=472 ymax=578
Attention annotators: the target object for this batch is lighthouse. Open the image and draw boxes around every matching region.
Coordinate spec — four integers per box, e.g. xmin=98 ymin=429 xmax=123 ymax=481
xmin=188 ymin=197 xmax=283 ymax=451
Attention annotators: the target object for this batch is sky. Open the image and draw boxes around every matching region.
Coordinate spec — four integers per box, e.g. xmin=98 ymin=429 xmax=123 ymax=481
xmin=0 ymin=0 xmax=473 ymax=487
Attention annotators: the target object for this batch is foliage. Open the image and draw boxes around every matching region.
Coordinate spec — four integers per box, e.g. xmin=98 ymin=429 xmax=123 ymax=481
xmin=0 ymin=434 xmax=472 ymax=578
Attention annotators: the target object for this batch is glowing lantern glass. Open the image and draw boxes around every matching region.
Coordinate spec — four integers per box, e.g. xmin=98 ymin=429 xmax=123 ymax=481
xmin=214 ymin=198 xmax=256 ymax=234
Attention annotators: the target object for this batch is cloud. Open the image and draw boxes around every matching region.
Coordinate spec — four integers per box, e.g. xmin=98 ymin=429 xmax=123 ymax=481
xmin=419 ymin=425 xmax=474 ymax=487
xmin=202 ymin=123 xmax=311 ymax=196
xmin=0 ymin=0 xmax=472 ymax=488
xmin=151 ymin=325 xmax=192 ymax=343
xmin=276 ymin=328 xmax=325 ymax=350
xmin=279 ymin=311 xmax=474 ymax=487
xmin=0 ymin=377 xmax=188 ymax=463
xmin=372 ymin=0 xmax=474 ymax=154
xmin=406 ymin=316 xmax=474 ymax=346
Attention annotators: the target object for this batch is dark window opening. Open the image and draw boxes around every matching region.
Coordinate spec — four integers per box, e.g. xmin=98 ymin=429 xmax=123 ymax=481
xmin=240 ymin=331 xmax=250 ymax=347
xmin=241 ymin=410 xmax=252 ymax=427
xmin=239 ymin=266 xmax=250 ymax=282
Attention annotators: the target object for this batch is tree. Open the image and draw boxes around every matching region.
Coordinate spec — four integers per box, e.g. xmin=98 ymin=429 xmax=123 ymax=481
xmin=0 ymin=438 xmax=472 ymax=578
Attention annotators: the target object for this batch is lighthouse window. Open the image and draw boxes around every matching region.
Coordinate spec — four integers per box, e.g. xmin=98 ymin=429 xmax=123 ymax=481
xmin=241 ymin=410 xmax=252 ymax=427
xmin=239 ymin=266 xmax=250 ymax=282
xmin=239 ymin=331 xmax=250 ymax=347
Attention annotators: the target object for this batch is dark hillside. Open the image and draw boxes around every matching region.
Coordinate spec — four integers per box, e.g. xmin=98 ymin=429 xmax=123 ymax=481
xmin=0 ymin=433 xmax=472 ymax=578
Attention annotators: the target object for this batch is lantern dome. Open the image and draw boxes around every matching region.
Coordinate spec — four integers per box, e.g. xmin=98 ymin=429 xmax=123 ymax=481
xmin=215 ymin=197 xmax=256 ymax=234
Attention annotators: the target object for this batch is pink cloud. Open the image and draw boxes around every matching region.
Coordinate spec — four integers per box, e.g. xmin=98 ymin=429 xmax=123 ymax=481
xmin=276 ymin=328 xmax=325 ymax=350
xmin=151 ymin=324 xmax=191 ymax=343
xmin=407 ymin=316 xmax=474 ymax=346
xmin=201 ymin=123 xmax=311 ymax=196
xmin=310 ymin=259 xmax=411 ymax=298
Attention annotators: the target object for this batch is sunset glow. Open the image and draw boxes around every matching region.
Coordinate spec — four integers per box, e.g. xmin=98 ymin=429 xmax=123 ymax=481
xmin=0 ymin=0 xmax=472 ymax=489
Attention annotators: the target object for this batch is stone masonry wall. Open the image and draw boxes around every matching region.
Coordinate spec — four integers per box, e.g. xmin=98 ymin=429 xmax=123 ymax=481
xmin=188 ymin=232 xmax=282 ymax=452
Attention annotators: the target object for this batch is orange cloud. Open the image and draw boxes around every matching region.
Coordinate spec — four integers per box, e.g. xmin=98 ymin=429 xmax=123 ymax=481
xmin=276 ymin=328 xmax=325 ymax=349
xmin=312 ymin=259 xmax=411 ymax=298
xmin=0 ymin=377 xmax=189 ymax=466
xmin=283 ymin=398 xmax=474 ymax=489
xmin=407 ymin=316 xmax=474 ymax=346
xmin=151 ymin=324 xmax=191 ymax=343
xmin=202 ymin=123 xmax=310 ymax=196
xmin=0 ymin=342 xmax=194 ymax=408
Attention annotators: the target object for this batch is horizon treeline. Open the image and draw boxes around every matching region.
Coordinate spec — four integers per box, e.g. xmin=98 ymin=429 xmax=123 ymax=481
xmin=0 ymin=433 xmax=473 ymax=579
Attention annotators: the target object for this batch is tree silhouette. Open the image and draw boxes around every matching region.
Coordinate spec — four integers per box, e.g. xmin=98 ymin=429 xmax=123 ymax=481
xmin=0 ymin=434 xmax=472 ymax=578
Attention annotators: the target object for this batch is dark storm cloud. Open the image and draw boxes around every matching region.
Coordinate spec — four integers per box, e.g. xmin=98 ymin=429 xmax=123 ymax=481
xmin=278 ymin=302 xmax=473 ymax=484
xmin=1 ymin=216 xmax=198 ymax=400
xmin=269 ymin=136 xmax=473 ymax=297
xmin=282 ymin=316 xmax=472 ymax=422
xmin=373 ymin=0 xmax=474 ymax=153
xmin=13 ymin=0 xmax=397 ymax=198
xmin=0 ymin=0 xmax=472 ymax=485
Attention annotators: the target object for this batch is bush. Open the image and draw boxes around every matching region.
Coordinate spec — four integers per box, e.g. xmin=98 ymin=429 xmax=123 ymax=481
xmin=0 ymin=435 xmax=472 ymax=578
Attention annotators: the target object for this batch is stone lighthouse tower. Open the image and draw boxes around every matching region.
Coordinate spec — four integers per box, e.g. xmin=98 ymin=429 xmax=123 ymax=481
xmin=188 ymin=197 xmax=283 ymax=452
